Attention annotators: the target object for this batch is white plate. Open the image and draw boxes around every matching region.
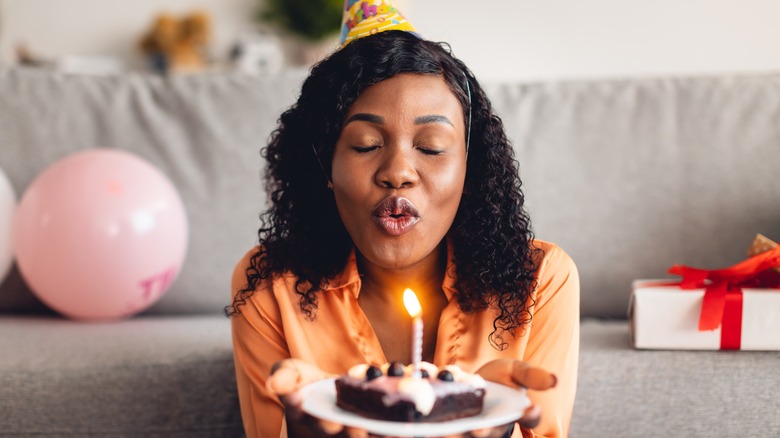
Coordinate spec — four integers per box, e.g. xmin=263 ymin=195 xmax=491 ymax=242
xmin=300 ymin=378 xmax=530 ymax=436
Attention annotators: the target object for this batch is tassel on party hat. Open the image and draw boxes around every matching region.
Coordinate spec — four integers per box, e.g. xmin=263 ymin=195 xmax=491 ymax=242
xmin=339 ymin=0 xmax=417 ymax=47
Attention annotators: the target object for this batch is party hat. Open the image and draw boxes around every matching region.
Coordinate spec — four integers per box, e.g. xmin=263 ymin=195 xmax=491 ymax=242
xmin=339 ymin=0 xmax=417 ymax=47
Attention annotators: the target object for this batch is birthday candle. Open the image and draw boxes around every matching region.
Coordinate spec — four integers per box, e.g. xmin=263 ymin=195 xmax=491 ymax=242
xmin=403 ymin=288 xmax=423 ymax=377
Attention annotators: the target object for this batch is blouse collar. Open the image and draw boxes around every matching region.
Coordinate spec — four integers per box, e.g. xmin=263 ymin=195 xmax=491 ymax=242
xmin=322 ymin=237 xmax=459 ymax=302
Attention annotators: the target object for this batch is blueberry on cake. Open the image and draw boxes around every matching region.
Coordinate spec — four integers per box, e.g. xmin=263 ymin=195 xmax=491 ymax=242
xmin=335 ymin=361 xmax=486 ymax=422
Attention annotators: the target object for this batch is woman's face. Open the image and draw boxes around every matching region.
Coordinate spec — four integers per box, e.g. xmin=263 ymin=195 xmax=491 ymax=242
xmin=331 ymin=73 xmax=467 ymax=271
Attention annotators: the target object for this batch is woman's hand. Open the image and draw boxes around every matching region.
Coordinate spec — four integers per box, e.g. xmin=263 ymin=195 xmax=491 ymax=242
xmin=437 ymin=358 xmax=556 ymax=438
xmin=461 ymin=358 xmax=557 ymax=437
xmin=267 ymin=359 xmax=369 ymax=438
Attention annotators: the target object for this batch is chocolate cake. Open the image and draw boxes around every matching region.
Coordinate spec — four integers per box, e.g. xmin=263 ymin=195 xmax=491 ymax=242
xmin=335 ymin=362 xmax=486 ymax=422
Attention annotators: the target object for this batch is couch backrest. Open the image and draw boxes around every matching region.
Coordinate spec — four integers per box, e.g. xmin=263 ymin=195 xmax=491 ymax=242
xmin=485 ymin=75 xmax=780 ymax=317
xmin=2 ymin=67 xmax=779 ymax=318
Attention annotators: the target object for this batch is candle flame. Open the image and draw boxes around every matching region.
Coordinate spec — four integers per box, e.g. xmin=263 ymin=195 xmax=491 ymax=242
xmin=403 ymin=288 xmax=422 ymax=318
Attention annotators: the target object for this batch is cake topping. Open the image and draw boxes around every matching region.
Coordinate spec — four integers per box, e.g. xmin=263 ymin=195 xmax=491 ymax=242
xmin=347 ymin=363 xmax=370 ymax=379
xmin=404 ymin=362 xmax=436 ymax=378
xmin=397 ymin=376 xmax=436 ymax=415
xmin=365 ymin=365 xmax=383 ymax=381
xmin=419 ymin=361 xmax=439 ymax=378
xmin=444 ymin=365 xmax=467 ymax=381
xmin=437 ymin=369 xmax=455 ymax=382
xmin=387 ymin=362 xmax=405 ymax=377
xmin=460 ymin=373 xmax=487 ymax=389
xmin=436 ymin=365 xmax=487 ymax=388
xmin=443 ymin=365 xmax=465 ymax=376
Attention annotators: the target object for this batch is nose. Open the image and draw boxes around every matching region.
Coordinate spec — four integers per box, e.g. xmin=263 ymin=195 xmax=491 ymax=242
xmin=374 ymin=145 xmax=419 ymax=189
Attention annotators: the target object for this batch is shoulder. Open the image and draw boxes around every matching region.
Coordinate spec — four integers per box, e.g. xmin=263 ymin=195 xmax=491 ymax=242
xmin=231 ymin=246 xmax=259 ymax=297
xmin=230 ymin=247 xmax=292 ymax=324
xmin=231 ymin=246 xmax=298 ymax=295
xmin=532 ymin=240 xmax=577 ymax=276
xmin=231 ymin=246 xmax=267 ymax=302
xmin=230 ymin=248 xmax=290 ymax=380
xmin=530 ymin=240 xmax=579 ymax=307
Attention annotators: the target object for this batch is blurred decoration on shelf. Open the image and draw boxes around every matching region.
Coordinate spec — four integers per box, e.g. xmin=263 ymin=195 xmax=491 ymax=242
xmin=259 ymin=0 xmax=342 ymax=42
xmin=138 ymin=10 xmax=212 ymax=74
xmin=257 ymin=0 xmax=342 ymax=65
xmin=15 ymin=43 xmax=49 ymax=68
xmin=229 ymin=31 xmax=285 ymax=76
xmin=15 ymin=43 xmax=123 ymax=75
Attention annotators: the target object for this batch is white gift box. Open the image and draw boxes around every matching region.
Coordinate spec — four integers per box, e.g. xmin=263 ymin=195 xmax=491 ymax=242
xmin=629 ymin=280 xmax=780 ymax=350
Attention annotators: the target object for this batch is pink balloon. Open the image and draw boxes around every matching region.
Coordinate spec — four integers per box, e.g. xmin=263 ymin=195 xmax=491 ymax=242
xmin=14 ymin=149 xmax=188 ymax=321
xmin=0 ymin=167 xmax=15 ymax=285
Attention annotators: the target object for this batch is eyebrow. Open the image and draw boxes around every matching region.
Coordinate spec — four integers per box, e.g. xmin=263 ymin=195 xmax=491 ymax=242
xmin=414 ymin=115 xmax=454 ymax=127
xmin=344 ymin=113 xmax=384 ymax=126
xmin=343 ymin=113 xmax=455 ymax=127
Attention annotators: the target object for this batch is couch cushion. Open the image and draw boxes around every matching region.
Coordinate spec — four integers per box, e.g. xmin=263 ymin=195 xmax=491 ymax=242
xmin=0 ymin=315 xmax=242 ymax=437
xmin=574 ymin=319 xmax=780 ymax=436
xmin=0 ymin=67 xmax=305 ymax=314
xmin=486 ymin=75 xmax=780 ymax=318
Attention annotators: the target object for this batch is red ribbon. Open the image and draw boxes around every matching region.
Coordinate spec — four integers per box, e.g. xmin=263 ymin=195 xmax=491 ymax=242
xmin=667 ymin=246 xmax=780 ymax=350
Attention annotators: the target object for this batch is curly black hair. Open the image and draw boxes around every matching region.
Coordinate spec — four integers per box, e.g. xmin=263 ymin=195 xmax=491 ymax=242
xmin=226 ymin=31 xmax=542 ymax=350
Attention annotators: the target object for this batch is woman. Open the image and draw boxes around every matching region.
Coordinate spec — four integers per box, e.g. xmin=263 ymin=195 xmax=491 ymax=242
xmin=227 ymin=27 xmax=579 ymax=438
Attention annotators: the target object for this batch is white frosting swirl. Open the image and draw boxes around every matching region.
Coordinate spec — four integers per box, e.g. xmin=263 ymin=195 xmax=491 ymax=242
xmin=347 ymin=363 xmax=370 ymax=379
xmin=460 ymin=373 xmax=487 ymax=389
xmin=397 ymin=377 xmax=436 ymax=415
xmin=403 ymin=361 xmax=440 ymax=377
xmin=441 ymin=365 xmax=486 ymax=388
xmin=443 ymin=365 xmax=465 ymax=379
xmin=419 ymin=361 xmax=439 ymax=378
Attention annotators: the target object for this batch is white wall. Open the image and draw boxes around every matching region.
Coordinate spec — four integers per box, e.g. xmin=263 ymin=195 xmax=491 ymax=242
xmin=1 ymin=0 xmax=779 ymax=81
xmin=409 ymin=0 xmax=780 ymax=82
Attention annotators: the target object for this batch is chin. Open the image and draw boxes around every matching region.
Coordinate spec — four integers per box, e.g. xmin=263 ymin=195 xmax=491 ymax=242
xmin=367 ymin=247 xmax=421 ymax=269
xmin=358 ymin=234 xmax=441 ymax=270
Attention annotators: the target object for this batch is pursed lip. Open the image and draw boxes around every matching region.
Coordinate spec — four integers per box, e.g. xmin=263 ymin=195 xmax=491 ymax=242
xmin=371 ymin=196 xmax=421 ymax=236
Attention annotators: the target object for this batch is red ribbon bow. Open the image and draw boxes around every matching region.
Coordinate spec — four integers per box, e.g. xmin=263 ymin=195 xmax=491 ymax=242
xmin=667 ymin=246 xmax=780 ymax=350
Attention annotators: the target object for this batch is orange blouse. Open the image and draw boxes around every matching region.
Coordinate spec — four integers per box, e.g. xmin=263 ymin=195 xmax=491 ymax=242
xmin=231 ymin=240 xmax=579 ymax=438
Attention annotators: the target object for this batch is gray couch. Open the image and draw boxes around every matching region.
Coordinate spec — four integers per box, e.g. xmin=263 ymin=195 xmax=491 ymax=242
xmin=1 ymin=66 xmax=779 ymax=437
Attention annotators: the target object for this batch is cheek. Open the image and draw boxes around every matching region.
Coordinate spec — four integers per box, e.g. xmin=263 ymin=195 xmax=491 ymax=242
xmin=424 ymin=160 xmax=466 ymax=209
xmin=331 ymin=145 xmax=364 ymax=187
xmin=332 ymin=160 xmax=363 ymax=190
xmin=330 ymin=154 xmax=369 ymax=224
xmin=331 ymin=188 xmax=363 ymax=246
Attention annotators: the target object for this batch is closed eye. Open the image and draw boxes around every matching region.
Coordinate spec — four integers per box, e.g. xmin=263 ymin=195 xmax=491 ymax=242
xmin=418 ymin=148 xmax=444 ymax=156
xmin=352 ymin=145 xmax=380 ymax=153
xmin=414 ymin=141 xmax=444 ymax=156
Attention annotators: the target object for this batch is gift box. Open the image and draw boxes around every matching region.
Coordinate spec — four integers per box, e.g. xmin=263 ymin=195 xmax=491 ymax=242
xmin=630 ymin=235 xmax=780 ymax=350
